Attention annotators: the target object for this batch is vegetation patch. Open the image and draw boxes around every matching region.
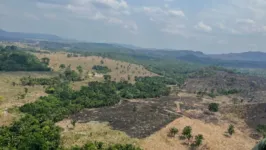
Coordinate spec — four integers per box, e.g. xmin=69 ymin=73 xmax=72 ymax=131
xmin=92 ymin=65 xmax=111 ymax=74
xmin=0 ymin=46 xmax=50 ymax=71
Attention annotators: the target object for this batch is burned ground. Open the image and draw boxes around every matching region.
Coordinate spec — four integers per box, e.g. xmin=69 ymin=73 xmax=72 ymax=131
xmin=71 ymin=97 xmax=181 ymax=138
xmin=184 ymin=71 xmax=266 ymax=102
xmin=221 ymin=103 xmax=266 ymax=129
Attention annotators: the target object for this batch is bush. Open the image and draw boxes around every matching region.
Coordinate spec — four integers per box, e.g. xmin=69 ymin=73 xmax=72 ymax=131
xmin=228 ymin=124 xmax=235 ymax=136
xmin=92 ymin=65 xmax=111 ymax=74
xmin=257 ymin=125 xmax=266 ymax=138
xmin=208 ymin=103 xmax=219 ymax=112
xmin=182 ymin=126 xmax=192 ymax=141
xmin=194 ymin=134 xmax=204 ymax=146
xmin=169 ymin=127 xmax=179 ymax=137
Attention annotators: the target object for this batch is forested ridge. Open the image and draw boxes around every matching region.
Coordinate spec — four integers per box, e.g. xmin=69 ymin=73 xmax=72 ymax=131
xmin=0 ymin=46 xmax=50 ymax=71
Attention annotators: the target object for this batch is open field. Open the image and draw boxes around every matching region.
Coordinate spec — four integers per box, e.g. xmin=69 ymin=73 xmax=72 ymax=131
xmin=56 ymin=120 xmax=140 ymax=148
xmin=0 ymin=72 xmax=56 ymax=126
xmin=34 ymin=52 xmax=157 ymax=83
xmin=140 ymin=116 xmax=256 ymax=150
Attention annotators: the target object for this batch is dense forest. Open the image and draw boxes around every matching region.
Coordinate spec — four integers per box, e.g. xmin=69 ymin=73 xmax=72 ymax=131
xmin=0 ymin=46 xmax=50 ymax=71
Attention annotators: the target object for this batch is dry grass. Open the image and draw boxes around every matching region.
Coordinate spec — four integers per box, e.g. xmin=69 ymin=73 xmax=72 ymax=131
xmin=34 ymin=52 xmax=157 ymax=83
xmin=140 ymin=116 xmax=256 ymax=150
xmin=56 ymin=119 xmax=140 ymax=149
xmin=0 ymin=72 xmax=56 ymax=126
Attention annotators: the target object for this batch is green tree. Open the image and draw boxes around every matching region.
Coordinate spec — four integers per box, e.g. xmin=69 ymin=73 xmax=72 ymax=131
xmin=253 ymin=138 xmax=266 ymax=150
xmin=208 ymin=103 xmax=219 ymax=112
xmin=182 ymin=126 xmax=192 ymax=143
xmin=59 ymin=64 xmax=66 ymax=69
xmin=169 ymin=127 xmax=178 ymax=137
xmin=194 ymin=134 xmax=204 ymax=146
xmin=228 ymin=124 xmax=235 ymax=136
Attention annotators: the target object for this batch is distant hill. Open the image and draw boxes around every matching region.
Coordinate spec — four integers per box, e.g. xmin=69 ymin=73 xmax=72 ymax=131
xmin=210 ymin=51 xmax=266 ymax=62
xmin=177 ymin=54 xmax=266 ymax=69
xmin=0 ymin=29 xmax=62 ymax=41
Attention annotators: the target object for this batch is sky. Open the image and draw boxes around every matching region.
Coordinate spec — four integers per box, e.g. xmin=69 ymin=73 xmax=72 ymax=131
xmin=1 ymin=0 xmax=266 ymax=53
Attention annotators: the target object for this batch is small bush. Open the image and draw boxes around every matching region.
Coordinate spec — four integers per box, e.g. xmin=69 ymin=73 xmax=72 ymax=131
xmin=208 ymin=103 xmax=219 ymax=112
xmin=169 ymin=127 xmax=179 ymax=137
xmin=182 ymin=126 xmax=192 ymax=141
xmin=194 ymin=134 xmax=204 ymax=146
xmin=228 ymin=124 xmax=235 ymax=136
xmin=45 ymin=87 xmax=55 ymax=94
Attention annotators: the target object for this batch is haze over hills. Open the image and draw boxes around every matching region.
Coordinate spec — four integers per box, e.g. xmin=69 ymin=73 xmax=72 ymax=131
xmin=0 ymin=29 xmax=62 ymax=41
xmin=210 ymin=51 xmax=266 ymax=62
xmin=1 ymin=29 xmax=266 ymax=68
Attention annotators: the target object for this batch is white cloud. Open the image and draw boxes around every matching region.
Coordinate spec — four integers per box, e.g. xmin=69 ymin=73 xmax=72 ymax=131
xmin=76 ymin=0 xmax=128 ymax=10
xmin=143 ymin=6 xmax=163 ymax=14
xmin=168 ymin=10 xmax=185 ymax=17
xmin=236 ymin=18 xmax=255 ymax=24
xmin=195 ymin=21 xmax=212 ymax=32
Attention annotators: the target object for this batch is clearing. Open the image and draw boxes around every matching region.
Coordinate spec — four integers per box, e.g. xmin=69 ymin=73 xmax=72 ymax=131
xmin=34 ymin=52 xmax=157 ymax=83
xmin=0 ymin=72 xmax=56 ymax=126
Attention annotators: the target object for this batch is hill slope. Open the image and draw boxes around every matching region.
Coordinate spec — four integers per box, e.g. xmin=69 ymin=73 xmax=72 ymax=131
xmin=0 ymin=29 xmax=61 ymax=41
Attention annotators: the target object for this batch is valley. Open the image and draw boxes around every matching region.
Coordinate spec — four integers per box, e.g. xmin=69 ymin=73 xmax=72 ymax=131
xmin=0 ymin=42 xmax=266 ymax=150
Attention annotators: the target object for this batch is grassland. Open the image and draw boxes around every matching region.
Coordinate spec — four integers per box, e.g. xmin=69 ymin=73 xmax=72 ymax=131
xmin=34 ymin=52 xmax=157 ymax=83
xmin=0 ymin=72 xmax=56 ymax=126
xmin=56 ymin=120 xmax=140 ymax=148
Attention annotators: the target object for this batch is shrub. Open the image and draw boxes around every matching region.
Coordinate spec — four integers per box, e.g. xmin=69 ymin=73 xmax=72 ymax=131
xmin=169 ymin=127 xmax=179 ymax=137
xmin=208 ymin=103 xmax=219 ymax=112
xmin=194 ymin=134 xmax=204 ymax=146
xmin=228 ymin=124 xmax=235 ymax=136
xmin=182 ymin=126 xmax=192 ymax=141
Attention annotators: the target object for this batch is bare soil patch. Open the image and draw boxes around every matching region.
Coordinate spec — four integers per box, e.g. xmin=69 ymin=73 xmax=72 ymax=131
xmin=71 ymin=97 xmax=181 ymax=138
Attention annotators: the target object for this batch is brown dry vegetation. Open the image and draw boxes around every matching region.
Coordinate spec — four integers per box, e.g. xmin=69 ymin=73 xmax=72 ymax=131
xmin=63 ymin=93 xmax=258 ymax=150
xmin=56 ymin=119 xmax=140 ymax=149
xmin=0 ymin=72 xmax=56 ymax=126
xmin=140 ymin=116 xmax=256 ymax=150
xmin=34 ymin=52 xmax=157 ymax=83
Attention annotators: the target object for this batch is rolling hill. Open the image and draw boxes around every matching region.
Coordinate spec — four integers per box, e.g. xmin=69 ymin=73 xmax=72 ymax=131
xmin=0 ymin=29 xmax=62 ymax=41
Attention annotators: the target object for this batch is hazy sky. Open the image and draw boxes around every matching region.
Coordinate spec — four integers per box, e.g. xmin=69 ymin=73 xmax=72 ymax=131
xmin=1 ymin=0 xmax=266 ymax=53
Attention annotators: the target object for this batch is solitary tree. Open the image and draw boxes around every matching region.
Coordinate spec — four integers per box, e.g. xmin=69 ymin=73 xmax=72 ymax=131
xmin=59 ymin=64 xmax=66 ymax=69
xmin=194 ymin=134 xmax=204 ymax=146
xmin=182 ymin=126 xmax=192 ymax=143
xmin=208 ymin=103 xmax=219 ymax=112
xmin=228 ymin=124 xmax=235 ymax=136
xmin=169 ymin=127 xmax=179 ymax=137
